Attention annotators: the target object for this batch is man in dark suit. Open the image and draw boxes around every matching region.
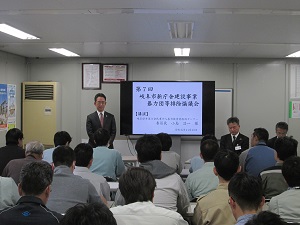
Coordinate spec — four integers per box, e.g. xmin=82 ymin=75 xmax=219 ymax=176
xmin=267 ymin=122 xmax=289 ymax=149
xmin=86 ymin=93 xmax=116 ymax=148
xmin=220 ymin=117 xmax=249 ymax=155
xmin=0 ymin=128 xmax=25 ymax=175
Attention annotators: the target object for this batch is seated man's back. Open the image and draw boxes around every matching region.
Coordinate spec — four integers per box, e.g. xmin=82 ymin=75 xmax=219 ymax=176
xmin=90 ymin=128 xmax=125 ymax=180
xmin=46 ymin=146 xmax=104 ymax=214
xmin=185 ymin=140 xmax=219 ymax=200
xmin=110 ymin=167 xmax=188 ymax=225
xmin=239 ymin=128 xmax=276 ymax=177
xmin=0 ymin=162 xmax=63 ymax=225
xmin=157 ymin=133 xmax=183 ymax=174
xmin=269 ymin=156 xmax=300 ymax=223
xmin=0 ymin=128 xmax=25 ymax=175
xmin=260 ymin=136 xmax=297 ymax=200
xmin=0 ymin=177 xmax=20 ymax=210
xmin=193 ymin=150 xmax=240 ymax=225
xmin=74 ymin=143 xmax=111 ymax=200
xmin=142 ymin=161 xmax=189 ymax=213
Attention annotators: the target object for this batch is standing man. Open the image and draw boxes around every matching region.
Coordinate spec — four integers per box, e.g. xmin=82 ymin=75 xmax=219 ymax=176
xmin=267 ymin=122 xmax=291 ymax=149
xmin=220 ymin=117 xmax=249 ymax=155
xmin=86 ymin=93 xmax=116 ymax=148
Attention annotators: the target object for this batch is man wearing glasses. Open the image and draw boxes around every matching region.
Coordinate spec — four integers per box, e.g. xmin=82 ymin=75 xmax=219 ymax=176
xmin=86 ymin=93 xmax=116 ymax=149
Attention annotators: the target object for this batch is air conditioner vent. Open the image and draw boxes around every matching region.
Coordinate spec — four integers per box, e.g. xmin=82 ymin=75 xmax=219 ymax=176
xmin=24 ymin=84 xmax=54 ymax=100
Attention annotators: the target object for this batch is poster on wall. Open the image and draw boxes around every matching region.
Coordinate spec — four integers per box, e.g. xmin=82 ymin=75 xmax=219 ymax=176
xmin=289 ymin=101 xmax=300 ymax=118
xmin=0 ymin=84 xmax=16 ymax=131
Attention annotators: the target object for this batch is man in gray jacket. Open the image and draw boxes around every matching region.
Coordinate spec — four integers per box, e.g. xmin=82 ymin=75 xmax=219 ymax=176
xmin=46 ymin=146 xmax=105 ymax=214
xmin=115 ymin=135 xmax=189 ymax=215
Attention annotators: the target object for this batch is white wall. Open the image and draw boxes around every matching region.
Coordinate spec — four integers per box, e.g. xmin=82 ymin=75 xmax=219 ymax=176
xmin=0 ymin=51 xmax=28 ymax=146
xmin=21 ymin=57 xmax=300 ymax=159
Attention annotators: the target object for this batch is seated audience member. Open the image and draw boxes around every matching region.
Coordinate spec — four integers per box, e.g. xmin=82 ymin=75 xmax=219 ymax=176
xmin=220 ymin=117 xmax=249 ymax=155
xmin=43 ymin=131 xmax=72 ymax=164
xmin=260 ymin=136 xmax=298 ymax=200
xmin=0 ymin=161 xmax=63 ymax=224
xmin=193 ymin=149 xmax=240 ymax=225
xmin=115 ymin=135 xmax=189 ymax=214
xmin=185 ymin=139 xmax=219 ymax=200
xmin=0 ymin=176 xmax=20 ymax=210
xmin=0 ymin=128 xmax=25 ymax=175
xmin=245 ymin=211 xmax=287 ymax=225
xmin=267 ymin=122 xmax=289 ymax=149
xmin=156 ymin=132 xmax=183 ymax=174
xmin=239 ymin=128 xmax=276 ymax=177
xmin=269 ymin=156 xmax=300 ymax=223
xmin=189 ymin=134 xmax=217 ymax=173
xmin=2 ymin=141 xmax=44 ymax=184
xmin=61 ymin=203 xmax=117 ymax=225
xmin=74 ymin=143 xmax=110 ymax=201
xmin=111 ymin=167 xmax=188 ymax=225
xmin=90 ymin=128 xmax=125 ymax=181
xmin=228 ymin=172 xmax=265 ymax=225
xmin=46 ymin=146 xmax=105 ymax=214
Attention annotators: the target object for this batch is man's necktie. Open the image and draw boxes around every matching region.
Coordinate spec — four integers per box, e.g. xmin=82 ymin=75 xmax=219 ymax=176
xmin=233 ymin=135 xmax=236 ymax=143
xmin=100 ymin=113 xmax=104 ymax=127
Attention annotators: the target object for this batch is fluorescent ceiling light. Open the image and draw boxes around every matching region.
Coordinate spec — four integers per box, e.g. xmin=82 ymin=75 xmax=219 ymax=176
xmin=174 ymin=48 xmax=190 ymax=56
xmin=49 ymin=48 xmax=80 ymax=57
xmin=286 ymin=51 xmax=300 ymax=57
xmin=0 ymin=23 xmax=39 ymax=40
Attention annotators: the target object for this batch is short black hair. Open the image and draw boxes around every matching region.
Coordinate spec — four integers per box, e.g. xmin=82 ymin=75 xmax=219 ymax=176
xmin=282 ymin=156 xmax=300 ymax=187
xmin=274 ymin=136 xmax=298 ymax=161
xmin=20 ymin=161 xmax=53 ymax=195
xmin=119 ymin=167 xmax=156 ymax=204
xmin=94 ymin=128 xmax=110 ymax=147
xmin=200 ymin=139 xmax=219 ymax=162
xmin=94 ymin=93 xmax=106 ymax=102
xmin=228 ymin=172 xmax=263 ymax=211
xmin=61 ymin=203 xmax=116 ymax=225
xmin=276 ymin=122 xmax=288 ymax=131
xmin=214 ymin=149 xmax=239 ymax=181
xmin=245 ymin=211 xmax=287 ymax=225
xmin=253 ymin=128 xmax=269 ymax=143
xmin=52 ymin=146 xmax=75 ymax=167
xmin=74 ymin=143 xmax=93 ymax=167
xmin=54 ymin=131 xmax=72 ymax=147
xmin=227 ymin=117 xmax=239 ymax=125
xmin=6 ymin=128 xmax=23 ymax=145
xmin=201 ymin=134 xmax=218 ymax=144
xmin=135 ymin=135 xmax=162 ymax=163
xmin=156 ymin=132 xmax=172 ymax=151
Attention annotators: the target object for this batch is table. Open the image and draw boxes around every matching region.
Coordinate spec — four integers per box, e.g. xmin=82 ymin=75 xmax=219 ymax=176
xmin=108 ymin=182 xmax=119 ymax=192
xmin=122 ymin=155 xmax=138 ymax=167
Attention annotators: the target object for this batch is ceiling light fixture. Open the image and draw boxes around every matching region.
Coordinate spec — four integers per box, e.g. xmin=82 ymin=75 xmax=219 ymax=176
xmin=286 ymin=51 xmax=300 ymax=57
xmin=168 ymin=22 xmax=194 ymax=39
xmin=0 ymin=23 xmax=39 ymax=40
xmin=49 ymin=48 xmax=80 ymax=57
xmin=174 ymin=48 xmax=190 ymax=56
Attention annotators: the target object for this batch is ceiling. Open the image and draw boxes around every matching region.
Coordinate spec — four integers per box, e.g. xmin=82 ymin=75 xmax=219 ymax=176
xmin=1 ymin=0 xmax=300 ymax=58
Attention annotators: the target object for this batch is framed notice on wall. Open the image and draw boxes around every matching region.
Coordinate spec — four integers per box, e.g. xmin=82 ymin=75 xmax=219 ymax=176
xmin=102 ymin=64 xmax=128 ymax=83
xmin=82 ymin=63 xmax=101 ymax=89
